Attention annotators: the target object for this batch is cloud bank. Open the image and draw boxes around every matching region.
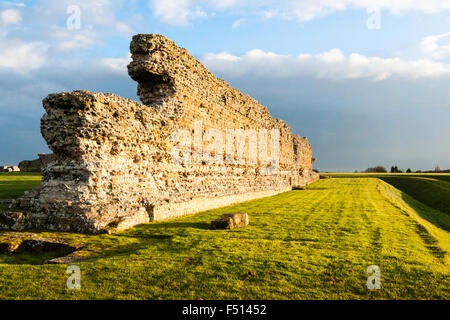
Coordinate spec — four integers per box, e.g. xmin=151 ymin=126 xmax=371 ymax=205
xmin=421 ymin=32 xmax=450 ymax=60
xmin=0 ymin=8 xmax=22 ymax=25
xmin=202 ymin=48 xmax=450 ymax=81
xmin=0 ymin=38 xmax=48 ymax=73
xmin=150 ymin=0 xmax=450 ymax=25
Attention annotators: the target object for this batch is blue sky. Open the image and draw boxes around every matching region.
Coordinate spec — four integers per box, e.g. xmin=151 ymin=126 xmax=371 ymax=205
xmin=1 ymin=0 xmax=450 ymax=171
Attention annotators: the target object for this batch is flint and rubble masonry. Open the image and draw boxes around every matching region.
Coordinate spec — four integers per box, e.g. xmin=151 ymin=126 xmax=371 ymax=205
xmin=8 ymin=34 xmax=318 ymax=233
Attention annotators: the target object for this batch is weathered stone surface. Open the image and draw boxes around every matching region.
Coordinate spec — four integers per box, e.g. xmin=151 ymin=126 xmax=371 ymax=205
xmin=211 ymin=213 xmax=249 ymax=230
xmin=0 ymin=211 xmax=27 ymax=231
xmin=8 ymin=34 xmax=318 ymax=233
xmin=18 ymin=153 xmax=56 ymax=172
xmin=18 ymin=159 xmax=40 ymax=172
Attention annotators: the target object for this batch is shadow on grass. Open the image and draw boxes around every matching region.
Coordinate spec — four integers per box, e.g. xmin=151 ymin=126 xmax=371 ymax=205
xmin=380 ymin=177 xmax=450 ymax=215
xmin=80 ymin=222 xmax=212 ymax=262
xmin=0 ymin=220 xmax=213 ymax=265
xmin=398 ymin=192 xmax=450 ymax=232
xmin=0 ymin=233 xmax=173 ymax=266
xmin=424 ymin=175 xmax=450 ymax=183
xmin=414 ymin=223 xmax=446 ymax=259
xmin=122 ymin=221 xmax=211 ymax=235
xmin=0 ymin=248 xmax=77 ymax=265
xmin=378 ymin=177 xmax=450 ymax=232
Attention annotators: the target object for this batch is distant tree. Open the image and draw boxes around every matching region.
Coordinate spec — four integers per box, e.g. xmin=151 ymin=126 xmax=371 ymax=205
xmin=354 ymin=170 xmax=358 ymax=173
xmin=365 ymin=166 xmax=387 ymax=173
xmin=435 ymin=165 xmax=441 ymax=172
xmin=415 ymin=170 xmax=422 ymax=173
xmin=390 ymin=166 xmax=401 ymax=173
xmin=406 ymin=168 xmax=412 ymax=173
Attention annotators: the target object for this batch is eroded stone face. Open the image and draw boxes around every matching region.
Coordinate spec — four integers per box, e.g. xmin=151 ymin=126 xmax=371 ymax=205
xmin=7 ymin=34 xmax=318 ymax=234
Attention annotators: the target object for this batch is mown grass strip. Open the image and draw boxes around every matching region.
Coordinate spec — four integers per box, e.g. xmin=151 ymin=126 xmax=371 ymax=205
xmin=0 ymin=177 xmax=448 ymax=299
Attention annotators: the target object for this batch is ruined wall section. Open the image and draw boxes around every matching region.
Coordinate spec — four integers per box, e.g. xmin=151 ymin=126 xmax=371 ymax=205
xmin=18 ymin=153 xmax=56 ymax=173
xmin=7 ymin=34 xmax=318 ymax=234
xmin=127 ymin=34 xmax=315 ymax=176
xmin=12 ymin=92 xmax=171 ymax=232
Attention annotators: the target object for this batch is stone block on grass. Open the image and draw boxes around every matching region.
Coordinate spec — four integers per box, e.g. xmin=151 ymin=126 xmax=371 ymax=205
xmin=210 ymin=213 xmax=249 ymax=230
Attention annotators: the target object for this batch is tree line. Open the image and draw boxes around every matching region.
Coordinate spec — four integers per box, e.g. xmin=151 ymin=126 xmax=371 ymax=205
xmin=361 ymin=165 xmax=443 ymax=173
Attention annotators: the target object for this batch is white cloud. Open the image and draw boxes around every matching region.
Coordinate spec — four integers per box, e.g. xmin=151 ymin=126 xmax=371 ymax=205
xmin=38 ymin=0 xmax=119 ymax=26
xmin=202 ymin=48 xmax=450 ymax=80
xmin=58 ymin=34 xmax=94 ymax=51
xmin=151 ymin=0 xmax=207 ymax=26
xmin=52 ymin=27 xmax=96 ymax=51
xmin=36 ymin=0 xmax=133 ymax=47
xmin=150 ymin=0 xmax=450 ymax=25
xmin=232 ymin=18 xmax=245 ymax=28
xmin=258 ymin=9 xmax=278 ymax=20
xmin=0 ymin=9 xmax=22 ymax=25
xmin=272 ymin=1 xmax=450 ymax=21
xmin=99 ymin=53 xmax=132 ymax=75
xmin=209 ymin=0 xmax=240 ymax=9
xmin=0 ymin=39 xmax=47 ymax=73
xmin=151 ymin=0 xmax=190 ymax=26
xmin=115 ymin=21 xmax=134 ymax=34
xmin=421 ymin=32 xmax=450 ymax=60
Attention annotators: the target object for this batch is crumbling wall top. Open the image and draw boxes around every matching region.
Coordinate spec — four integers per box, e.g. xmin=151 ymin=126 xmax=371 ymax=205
xmin=127 ymin=34 xmax=278 ymax=126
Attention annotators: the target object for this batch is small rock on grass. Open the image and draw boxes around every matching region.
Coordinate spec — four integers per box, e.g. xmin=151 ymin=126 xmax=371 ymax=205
xmin=210 ymin=213 xmax=249 ymax=230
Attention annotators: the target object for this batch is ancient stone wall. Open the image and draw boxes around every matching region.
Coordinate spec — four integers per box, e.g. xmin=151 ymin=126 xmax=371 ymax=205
xmin=18 ymin=153 xmax=56 ymax=172
xmin=5 ymin=34 xmax=318 ymax=234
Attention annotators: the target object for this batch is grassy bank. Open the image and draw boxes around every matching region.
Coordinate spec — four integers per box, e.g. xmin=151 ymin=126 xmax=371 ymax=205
xmin=326 ymin=173 xmax=450 ymax=232
xmin=0 ymin=174 xmax=448 ymax=299
xmin=0 ymin=172 xmax=42 ymax=199
xmin=379 ymin=176 xmax=450 ymax=216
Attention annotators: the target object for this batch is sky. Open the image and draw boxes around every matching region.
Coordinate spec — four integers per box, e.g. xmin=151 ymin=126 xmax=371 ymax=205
xmin=0 ymin=0 xmax=449 ymax=172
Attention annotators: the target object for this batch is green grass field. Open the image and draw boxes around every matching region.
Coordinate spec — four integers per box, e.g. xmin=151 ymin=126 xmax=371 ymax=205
xmin=0 ymin=173 xmax=449 ymax=299
xmin=327 ymin=173 xmax=450 ymax=232
xmin=0 ymin=172 xmax=42 ymax=199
